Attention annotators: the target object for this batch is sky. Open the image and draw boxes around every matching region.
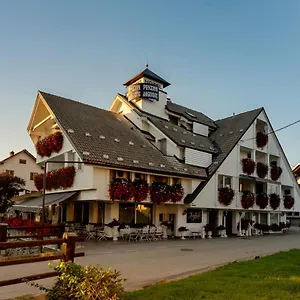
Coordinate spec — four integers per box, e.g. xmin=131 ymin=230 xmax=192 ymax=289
xmin=0 ymin=0 xmax=300 ymax=166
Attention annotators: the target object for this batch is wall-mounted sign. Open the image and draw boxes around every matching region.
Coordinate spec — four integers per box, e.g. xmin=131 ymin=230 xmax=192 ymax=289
xmin=127 ymin=83 xmax=159 ymax=102
xmin=186 ymin=208 xmax=202 ymax=223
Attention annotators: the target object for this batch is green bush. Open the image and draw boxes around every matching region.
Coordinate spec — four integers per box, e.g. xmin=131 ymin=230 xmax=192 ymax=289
xmin=30 ymin=262 xmax=124 ymax=300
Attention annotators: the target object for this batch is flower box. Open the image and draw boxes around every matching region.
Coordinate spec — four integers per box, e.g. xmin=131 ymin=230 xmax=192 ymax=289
xmin=241 ymin=190 xmax=255 ymax=209
xmin=256 ymin=162 xmax=268 ymax=179
xmin=270 ymin=166 xmax=282 ymax=181
xmin=256 ymin=193 xmax=269 ymax=209
xmin=36 ymin=132 xmax=64 ymax=157
xmin=241 ymin=158 xmax=256 ymax=175
xmin=283 ymin=195 xmax=295 ymax=209
xmin=218 ymin=187 xmax=234 ymax=206
xmin=269 ymin=193 xmax=280 ymax=210
xmin=256 ymin=132 xmax=268 ymax=148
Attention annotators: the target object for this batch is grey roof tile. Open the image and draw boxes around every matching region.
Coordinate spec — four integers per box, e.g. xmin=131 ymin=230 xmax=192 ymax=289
xmin=39 ymin=91 xmax=206 ymax=179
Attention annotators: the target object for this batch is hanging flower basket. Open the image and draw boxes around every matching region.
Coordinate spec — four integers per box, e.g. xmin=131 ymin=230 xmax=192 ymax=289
xmin=36 ymin=132 xmax=64 ymax=157
xmin=109 ymin=178 xmax=135 ymax=201
xmin=270 ymin=166 xmax=282 ymax=181
xmin=34 ymin=166 xmax=75 ymax=191
xmin=256 ymin=132 xmax=268 ymax=148
xmin=241 ymin=190 xmax=255 ymax=209
xmin=284 ymin=195 xmax=295 ymax=209
xmin=269 ymin=193 xmax=280 ymax=210
xmin=218 ymin=187 xmax=235 ymax=206
xmin=241 ymin=158 xmax=256 ymax=175
xmin=150 ymin=182 xmax=171 ymax=205
xmin=133 ymin=179 xmax=149 ymax=202
xmin=256 ymin=162 xmax=268 ymax=179
xmin=170 ymin=184 xmax=184 ymax=203
xmin=256 ymin=193 xmax=269 ymax=209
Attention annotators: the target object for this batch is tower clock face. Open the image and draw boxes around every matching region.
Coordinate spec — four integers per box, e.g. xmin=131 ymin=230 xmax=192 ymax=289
xmin=127 ymin=82 xmax=159 ymax=102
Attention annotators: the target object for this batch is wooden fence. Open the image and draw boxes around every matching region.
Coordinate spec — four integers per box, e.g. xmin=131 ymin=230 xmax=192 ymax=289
xmin=0 ymin=223 xmax=84 ymax=287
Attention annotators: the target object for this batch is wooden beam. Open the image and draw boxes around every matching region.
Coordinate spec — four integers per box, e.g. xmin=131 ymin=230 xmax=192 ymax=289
xmin=33 ymin=115 xmax=52 ymax=131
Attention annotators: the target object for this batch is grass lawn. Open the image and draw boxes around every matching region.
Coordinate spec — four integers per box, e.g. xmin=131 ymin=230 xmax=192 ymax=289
xmin=125 ymin=250 xmax=300 ymax=300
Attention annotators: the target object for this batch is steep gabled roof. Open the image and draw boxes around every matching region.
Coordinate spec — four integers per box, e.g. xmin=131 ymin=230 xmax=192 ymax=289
xmin=0 ymin=149 xmax=36 ymax=164
xmin=39 ymin=91 xmax=206 ymax=179
xmin=166 ymin=101 xmax=217 ymax=129
xmin=123 ymin=68 xmax=170 ymax=88
xmin=184 ymin=107 xmax=263 ymax=203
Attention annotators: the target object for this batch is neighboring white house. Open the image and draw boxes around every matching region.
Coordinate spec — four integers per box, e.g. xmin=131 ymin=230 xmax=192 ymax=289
xmin=20 ymin=67 xmax=300 ymax=237
xmin=0 ymin=150 xmax=42 ymax=194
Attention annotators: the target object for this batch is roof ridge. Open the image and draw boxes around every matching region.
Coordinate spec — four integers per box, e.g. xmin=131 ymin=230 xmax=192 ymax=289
xmin=215 ymin=107 xmax=264 ymax=122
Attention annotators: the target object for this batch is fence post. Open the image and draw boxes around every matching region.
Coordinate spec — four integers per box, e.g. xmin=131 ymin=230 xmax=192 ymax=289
xmin=58 ymin=223 xmax=66 ymax=238
xmin=0 ymin=223 xmax=8 ymax=242
xmin=61 ymin=232 xmax=77 ymax=263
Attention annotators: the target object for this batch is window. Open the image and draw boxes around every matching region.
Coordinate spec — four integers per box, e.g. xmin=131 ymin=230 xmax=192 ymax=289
xmin=169 ymin=115 xmax=179 ymax=125
xmin=158 ymin=138 xmax=167 ymax=155
xmin=19 ymin=159 xmax=26 ymax=164
xmin=6 ymin=170 xmax=14 ymax=176
xmin=30 ymin=172 xmax=38 ymax=180
xmin=247 ymin=153 xmax=252 ymax=159
xmin=218 ymin=175 xmax=232 ymax=188
xmin=270 ymin=161 xmax=277 ymax=167
xmin=284 ymin=190 xmax=291 ymax=195
xmin=135 ymin=173 xmax=145 ymax=180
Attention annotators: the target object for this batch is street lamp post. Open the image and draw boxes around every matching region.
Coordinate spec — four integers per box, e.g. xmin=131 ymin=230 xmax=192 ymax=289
xmin=41 ymin=160 xmax=85 ymax=226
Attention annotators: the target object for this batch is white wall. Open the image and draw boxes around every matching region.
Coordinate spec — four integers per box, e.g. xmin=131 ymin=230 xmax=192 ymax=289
xmin=0 ymin=151 xmax=42 ymax=192
xmin=185 ymin=148 xmax=212 ymax=168
xmin=193 ymin=122 xmax=209 ymax=136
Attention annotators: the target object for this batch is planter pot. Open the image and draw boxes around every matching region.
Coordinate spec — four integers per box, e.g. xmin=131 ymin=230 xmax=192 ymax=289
xmin=180 ymin=231 xmax=185 ymax=240
xmin=162 ymin=225 xmax=168 ymax=239
xmin=112 ymin=226 xmax=119 ymax=241
xmin=207 ymin=230 xmax=212 ymax=239
xmin=220 ymin=229 xmax=227 ymax=238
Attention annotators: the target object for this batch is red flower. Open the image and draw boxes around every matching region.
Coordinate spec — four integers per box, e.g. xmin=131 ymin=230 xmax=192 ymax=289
xmin=256 ymin=193 xmax=269 ymax=209
xmin=269 ymin=193 xmax=280 ymax=210
xmin=284 ymin=195 xmax=294 ymax=209
xmin=218 ymin=187 xmax=234 ymax=206
xmin=34 ymin=166 xmax=75 ymax=191
xmin=36 ymin=132 xmax=64 ymax=157
xmin=133 ymin=179 xmax=149 ymax=202
xmin=241 ymin=190 xmax=255 ymax=209
xmin=256 ymin=162 xmax=268 ymax=179
xmin=241 ymin=158 xmax=256 ymax=175
xmin=270 ymin=166 xmax=282 ymax=181
xmin=170 ymin=184 xmax=184 ymax=203
xmin=150 ymin=182 xmax=171 ymax=205
xmin=256 ymin=132 xmax=268 ymax=148
xmin=109 ymin=178 xmax=135 ymax=201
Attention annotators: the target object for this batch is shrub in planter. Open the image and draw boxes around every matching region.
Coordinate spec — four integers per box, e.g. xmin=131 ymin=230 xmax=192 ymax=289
xmin=261 ymin=224 xmax=270 ymax=232
xmin=178 ymin=226 xmax=188 ymax=232
xmin=217 ymin=225 xmax=226 ymax=231
xmin=241 ymin=190 xmax=255 ymax=209
xmin=256 ymin=193 xmax=269 ymax=209
xmin=256 ymin=162 xmax=268 ymax=179
xmin=204 ymin=224 xmax=213 ymax=232
xmin=279 ymin=222 xmax=286 ymax=230
xmin=218 ymin=187 xmax=235 ymax=206
xmin=256 ymin=132 xmax=268 ymax=148
xmin=269 ymin=193 xmax=280 ymax=210
xmin=254 ymin=223 xmax=262 ymax=230
xmin=270 ymin=223 xmax=281 ymax=232
xmin=237 ymin=219 xmax=253 ymax=231
xmin=161 ymin=221 xmax=173 ymax=229
xmin=241 ymin=158 xmax=256 ymax=175
xmin=270 ymin=166 xmax=282 ymax=181
xmin=30 ymin=262 xmax=124 ymax=300
xmin=283 ymin=195 xmax=295 ymax=209
xmin=107 ymin=219 xmax=120 ymax=228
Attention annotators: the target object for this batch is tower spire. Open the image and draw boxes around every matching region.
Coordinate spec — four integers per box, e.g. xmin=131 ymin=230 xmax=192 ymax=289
xmin=145 ymin=61 xmax=149 ymax=68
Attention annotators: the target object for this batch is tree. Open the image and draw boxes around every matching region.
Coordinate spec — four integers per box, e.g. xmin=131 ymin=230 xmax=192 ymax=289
xmin=0 ymin=172 xmax=25 ymax=213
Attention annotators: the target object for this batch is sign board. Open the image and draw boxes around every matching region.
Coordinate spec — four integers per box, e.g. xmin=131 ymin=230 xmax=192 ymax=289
xmin=186 ymin=208 xmax=202 ymax=223
xmin=127 ymin=83 xmax=159 ymax=102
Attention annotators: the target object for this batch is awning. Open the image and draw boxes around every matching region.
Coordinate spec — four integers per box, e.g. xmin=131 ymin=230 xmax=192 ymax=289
xmin=12 ymin=191 xmax=77 ymax=213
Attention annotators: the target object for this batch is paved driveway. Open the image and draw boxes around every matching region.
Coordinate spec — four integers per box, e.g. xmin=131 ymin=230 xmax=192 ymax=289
xmin=1 ymin=227 xmax=300 ymax=299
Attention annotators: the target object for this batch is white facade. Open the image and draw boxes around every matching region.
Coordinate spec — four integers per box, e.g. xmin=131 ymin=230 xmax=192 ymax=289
xmin=0 ymin=150 xmax=42 ymax=193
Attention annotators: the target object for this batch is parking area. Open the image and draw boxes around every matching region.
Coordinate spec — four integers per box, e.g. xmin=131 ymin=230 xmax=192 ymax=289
xmin=1 ymin=227 xmax=300 ymax=299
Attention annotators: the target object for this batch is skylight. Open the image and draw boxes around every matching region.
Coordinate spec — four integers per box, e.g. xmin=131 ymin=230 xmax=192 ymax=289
xmin=186 ymin=111 xmax=197 ymax=118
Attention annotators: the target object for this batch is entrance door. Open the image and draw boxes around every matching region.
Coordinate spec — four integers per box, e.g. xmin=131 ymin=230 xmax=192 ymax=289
xmin=208 ymin=210 xmax=218 ymax=236
xmin=83 ymin=202 xmax=90 ymax=224
xmin=226 ymin=211 xmax=233 ymax=235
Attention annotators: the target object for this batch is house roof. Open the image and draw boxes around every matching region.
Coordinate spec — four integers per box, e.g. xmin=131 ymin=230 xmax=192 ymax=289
xmin=0 ymin=149 xmax=36 ymax=164
xmin=166 ymin=101 xmax=217 ymax=129
xmin=184 ymin=107 xmax=263 ymax=203
xmin=39 ymin=91 xmax=207 ymax=179
xmin=123 ymin=68 xmax=170 ymax=88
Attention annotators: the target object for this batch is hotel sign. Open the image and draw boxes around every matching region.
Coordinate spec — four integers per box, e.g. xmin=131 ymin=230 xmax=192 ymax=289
xmin=127 ymin=83 xmax=159 ymax=102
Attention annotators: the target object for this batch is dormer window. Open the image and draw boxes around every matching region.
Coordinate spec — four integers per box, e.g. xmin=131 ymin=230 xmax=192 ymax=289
xmin=169 ymin=115 xmax=179 ymax=125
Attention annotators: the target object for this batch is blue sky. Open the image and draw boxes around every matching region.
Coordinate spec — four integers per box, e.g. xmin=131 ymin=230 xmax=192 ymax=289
xmin=0 ymin=0 xmax=300 ymax=165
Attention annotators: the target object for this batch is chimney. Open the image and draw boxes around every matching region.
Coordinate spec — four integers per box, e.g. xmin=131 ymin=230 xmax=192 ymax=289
xmin=9 ymin=151 xmax=14 ymax=156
